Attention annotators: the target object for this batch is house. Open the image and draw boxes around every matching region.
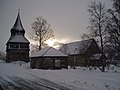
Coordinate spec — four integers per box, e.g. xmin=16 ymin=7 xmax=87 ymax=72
xmin=6 ymin=10 xmax=30 ymax=62
xmin=60 ymin=39 xmax=101 ymax=67
xmin=30 ymin=47 xmax=68 ymax=69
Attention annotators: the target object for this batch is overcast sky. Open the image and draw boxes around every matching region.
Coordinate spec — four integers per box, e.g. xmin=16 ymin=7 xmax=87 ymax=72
xmin=0 ymin=0 xmax=112 ymax=52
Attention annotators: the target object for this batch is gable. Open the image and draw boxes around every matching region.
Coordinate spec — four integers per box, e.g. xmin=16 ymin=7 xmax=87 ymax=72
xmin=87 ymin=39 xmax=100 ymax=54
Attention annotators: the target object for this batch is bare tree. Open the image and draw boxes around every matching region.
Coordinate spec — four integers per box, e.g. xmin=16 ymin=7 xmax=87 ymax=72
xmin=30 ymin=17 xmax=54 ymax=50
xmin=88 ymin=1 xmax=108 ymax=52
xmin=83 ymin=1 xmax=109 ymax=72
xmin=107 ymin=0 xmax=120 ymax=64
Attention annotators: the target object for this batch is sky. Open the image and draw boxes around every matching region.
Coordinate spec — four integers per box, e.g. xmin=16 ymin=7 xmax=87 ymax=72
xmin=0 ymin=0 xmax=112 ymax=53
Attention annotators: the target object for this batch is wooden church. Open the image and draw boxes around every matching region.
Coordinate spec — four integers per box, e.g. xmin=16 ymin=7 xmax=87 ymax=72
xmin=60 ymin=39 xmax=101 ymax=67
xmin=6 ymin=10 xmax=30 ymax=62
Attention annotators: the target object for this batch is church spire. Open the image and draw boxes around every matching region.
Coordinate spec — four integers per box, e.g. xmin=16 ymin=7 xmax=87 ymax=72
xmin=11 ymin=9 xmax=25 ymax=35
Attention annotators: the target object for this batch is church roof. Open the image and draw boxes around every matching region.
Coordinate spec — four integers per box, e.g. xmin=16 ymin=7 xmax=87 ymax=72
xmin=60 ymin=39 xmax=95 ymax=55
xmin=31 ymin=47 xmax=68 ymax=57
xmin=11 ymin=10 xmax=25 ymax=32
xmin=7 ymin=35 xmax=29 ymax=43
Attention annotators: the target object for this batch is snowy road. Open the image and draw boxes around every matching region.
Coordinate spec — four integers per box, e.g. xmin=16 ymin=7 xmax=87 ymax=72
xmin=0 ymin=76 xmax=70 ymax=90
xmin=0 ymin=61 xmax=70 ymax=90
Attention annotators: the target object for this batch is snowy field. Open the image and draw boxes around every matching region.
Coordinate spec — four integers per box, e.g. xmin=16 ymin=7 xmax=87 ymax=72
xmin=0 ymin=60 xmax=120 ymax=90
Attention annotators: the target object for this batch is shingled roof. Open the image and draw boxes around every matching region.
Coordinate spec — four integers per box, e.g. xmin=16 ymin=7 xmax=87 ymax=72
xmin=31 ymin=47 xmax=68 ymax=57
xmin=7 ymin=10 xmax=29 ymax=44
xmin=60 ymin=39 xmax=96 ymax=55
xmin=11 ymin=10 xmax=25 ymax=32
xmin=7 ymin=35 xmax=29 ymax=43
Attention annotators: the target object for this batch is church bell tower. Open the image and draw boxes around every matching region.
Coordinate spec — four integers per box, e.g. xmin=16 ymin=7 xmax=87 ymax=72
xmin=6 ymin=10 xmax=30 ymax=62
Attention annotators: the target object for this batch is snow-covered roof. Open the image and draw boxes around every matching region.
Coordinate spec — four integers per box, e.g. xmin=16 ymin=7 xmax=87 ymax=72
xmin=60 ymin=39 xmax=94 ymax=55
xmin=7 ymin=35 xmax=29 ymax=43
xmin=31 ymin=47 xmax=68 ymax=57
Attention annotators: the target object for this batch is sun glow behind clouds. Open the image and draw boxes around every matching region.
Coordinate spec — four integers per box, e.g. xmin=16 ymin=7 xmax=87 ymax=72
xmin=45 ymin=38 xmax=68 ymax=49
xmin=29 ymin=38 xmax=69 ymax=49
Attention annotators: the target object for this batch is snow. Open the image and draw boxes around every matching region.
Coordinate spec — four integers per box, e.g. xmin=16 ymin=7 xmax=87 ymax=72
xmin=7 ymin=35 xmax=29 ymax=43
xmin=31 ymin=47 xmax=68 ymax=57
xmin=0 ymin=60 xmax=120 ymax=90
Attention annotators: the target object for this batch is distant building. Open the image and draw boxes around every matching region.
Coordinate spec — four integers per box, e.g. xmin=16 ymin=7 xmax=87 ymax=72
xmin=60 ymin=39 xmax=101 ymax=67
xmin=6 ymin=10 xmax=30 ymax=62
xmin=0 ymin=51 xmax=6 ymax=60
xmin=30 ymin=47 xmax=68 ymax=69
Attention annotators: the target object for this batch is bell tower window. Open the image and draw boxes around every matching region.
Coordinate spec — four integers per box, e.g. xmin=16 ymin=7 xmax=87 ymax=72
xmin=10 ymin=44 xmax=19 ymax=49
xmin=20 ymin=44 xmax=28 ymax=49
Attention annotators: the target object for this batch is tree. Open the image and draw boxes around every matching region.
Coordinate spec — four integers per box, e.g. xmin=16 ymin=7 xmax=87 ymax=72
xmin=107 ymin=0 xmax=120 ymax=64
xmin=30 ymin=17 xmax=54 ymax=50
xmin=82 ymin=1 xmax=109 ymax=72
xmin=88 ymin=1 xmax=108 ymax=52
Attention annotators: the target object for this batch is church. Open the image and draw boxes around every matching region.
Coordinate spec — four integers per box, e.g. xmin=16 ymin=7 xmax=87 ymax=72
xmin=6 ymin=10 xmax=30 ymax=62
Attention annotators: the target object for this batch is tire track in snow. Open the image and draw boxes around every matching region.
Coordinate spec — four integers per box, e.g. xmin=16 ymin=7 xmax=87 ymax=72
xmin=8 ymin=76 xmax=56 ymax=90
xmin=0 ymin=76 xmax=21 ymax=90
xmin=1 ymin=76 xmax=71 ymax=90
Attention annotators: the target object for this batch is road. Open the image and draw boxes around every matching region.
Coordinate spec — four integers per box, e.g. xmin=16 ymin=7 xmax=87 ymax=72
xmin=0 ymin=75 xmax=71 ymax=90
xmin=0 ymin=61 xmax=71 ymax=90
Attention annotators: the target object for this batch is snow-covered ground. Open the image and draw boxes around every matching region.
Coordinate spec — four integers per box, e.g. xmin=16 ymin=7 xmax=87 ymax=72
xmin=0 ymin=60 xmax=120 ymax=90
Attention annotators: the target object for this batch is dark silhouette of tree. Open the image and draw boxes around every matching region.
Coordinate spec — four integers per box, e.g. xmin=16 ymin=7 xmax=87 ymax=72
xmin=30 ymin=17 xmax=54 ymax=50
xmin=107 ymin=0 xmax=120 ymax=64
xmin=82 ymin=1 xmax=109 ymax=72
xmin=88 ymin=1 xmax=108 ymax=52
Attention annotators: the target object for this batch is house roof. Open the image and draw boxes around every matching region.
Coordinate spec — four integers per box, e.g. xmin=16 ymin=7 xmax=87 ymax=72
xmin=59 ymin=39 xmax=95 ymax=55
xmin=7 ymin=35 xmax=29 ymax=43
xmin=31 ymin=47 xmax=68 ymax=57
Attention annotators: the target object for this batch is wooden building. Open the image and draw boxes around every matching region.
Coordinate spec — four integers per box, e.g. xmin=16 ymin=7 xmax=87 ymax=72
xmin=6 ymin=10 xmax=30 ymax=62
xmin=88 ymin=53 xmax=107 ymax=67
xmin=60 ymin=39 xmax=101 ymax=67
xmin=30 ymin=47 xmax=68 ymax=69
